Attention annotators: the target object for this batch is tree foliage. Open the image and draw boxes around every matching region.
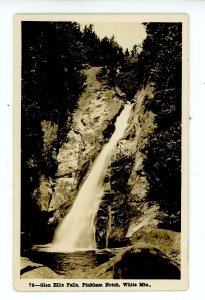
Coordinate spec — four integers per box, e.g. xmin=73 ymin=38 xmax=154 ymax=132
xmin=139 ymin=23 xmax=182 ymax=231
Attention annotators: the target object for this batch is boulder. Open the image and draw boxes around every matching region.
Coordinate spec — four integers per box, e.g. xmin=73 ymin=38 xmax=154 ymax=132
xmin=21 ymin=256 xmax=43 ymax=274
xmin=20 ymin=257 xmax=62 ymax=279
xmin=113 ymin=243 xmax=180 ymax=279
xmin=95 ymin=242 xmax=180 ymax=279
xmin=21 ymin=266 xmax=62 ymax=279
xmin=131 ymin=228 xmax=181 ymax=266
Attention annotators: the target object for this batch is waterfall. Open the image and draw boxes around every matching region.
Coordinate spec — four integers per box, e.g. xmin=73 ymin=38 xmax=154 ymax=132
xmin=51 ymin=103 xmax=132 ymax=252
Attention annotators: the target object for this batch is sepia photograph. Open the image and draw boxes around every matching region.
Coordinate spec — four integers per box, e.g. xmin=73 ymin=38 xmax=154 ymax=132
xmin=13 ymin=14 xmax=188 ymax=291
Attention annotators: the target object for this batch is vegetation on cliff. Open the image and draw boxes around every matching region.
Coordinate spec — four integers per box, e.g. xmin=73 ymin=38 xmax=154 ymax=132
xmin=21 ymin=22 xmax=126 ymax=243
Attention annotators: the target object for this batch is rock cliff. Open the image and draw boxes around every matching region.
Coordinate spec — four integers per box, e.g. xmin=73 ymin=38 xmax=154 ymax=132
xmin=36 ymin=67 xmax=124 ymax=226
xmin=32 ymin=66 xmax=177 ymax=248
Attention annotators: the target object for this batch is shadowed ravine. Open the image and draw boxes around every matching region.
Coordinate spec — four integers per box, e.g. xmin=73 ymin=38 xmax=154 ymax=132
xmin=25 ymin=87 xmax=180 ymax=280
xmin=20 ymin=22 xmax=182 ymax=281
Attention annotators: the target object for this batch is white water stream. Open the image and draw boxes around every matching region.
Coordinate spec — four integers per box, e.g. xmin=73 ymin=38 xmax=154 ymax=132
xmin=51 ymin=103 xmax=132 ymax=252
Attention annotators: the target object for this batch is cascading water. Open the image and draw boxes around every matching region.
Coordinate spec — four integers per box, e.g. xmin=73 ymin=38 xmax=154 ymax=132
xmin=51 ymin=103 xmax=132 ymax=252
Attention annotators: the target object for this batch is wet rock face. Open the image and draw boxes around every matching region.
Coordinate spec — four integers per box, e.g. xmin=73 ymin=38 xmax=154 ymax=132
xmin=97 ymin=85 xmax=157 ymax=241
xmin=35 ymin=66 xmax=162 ymax=246
xmin=34 ymin=66 xmax=159 ymax=244
xmin=39 ymin=67 xmax=124 ymax=224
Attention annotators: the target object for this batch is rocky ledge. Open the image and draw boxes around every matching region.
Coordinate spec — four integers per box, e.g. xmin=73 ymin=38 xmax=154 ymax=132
xmin=21 ymin=227 xmax=180 ymax=279
xmin=20 ymin=257 xmax=62 ymax=279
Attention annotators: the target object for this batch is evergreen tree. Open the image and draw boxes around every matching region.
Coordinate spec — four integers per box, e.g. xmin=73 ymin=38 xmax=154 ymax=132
xmin=140 ymin=23 xmax=182 ymax=230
